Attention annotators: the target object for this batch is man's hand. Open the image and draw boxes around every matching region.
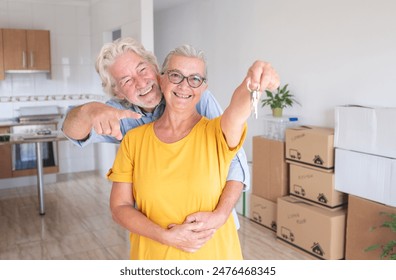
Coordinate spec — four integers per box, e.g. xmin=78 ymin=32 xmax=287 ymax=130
xmin=165 ymin=222 xmax=215 ymax=253
xmin=62 ymin=102 xmax=141 ymax=141
xmin=86 ymin=102 xmax=141 ymax=140
xmin=184 ymin=211 xmax=225 ymax=231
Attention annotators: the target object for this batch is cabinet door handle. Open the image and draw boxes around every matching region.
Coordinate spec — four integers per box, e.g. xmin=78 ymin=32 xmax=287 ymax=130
xmin=30 ymin=51 xmax=34 ymax=68
xmin=22 ymin=51 xmax=27 ymax=68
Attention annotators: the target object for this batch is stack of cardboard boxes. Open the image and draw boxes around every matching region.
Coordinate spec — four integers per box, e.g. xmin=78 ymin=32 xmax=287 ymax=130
xmin=250 ymin=135 xmax=288 ymax=231
xmin=249 ymin=106 xmax=396 ymax=260
xmin=278 ymin=126 xmax=348 ymax=260
xmin=249 ymin=116 xmax=298 ymax=231
xmin=249 ymin=123 xmax=348 ymax=259
xmin=334 ymin=105 xmax=396 ymax=259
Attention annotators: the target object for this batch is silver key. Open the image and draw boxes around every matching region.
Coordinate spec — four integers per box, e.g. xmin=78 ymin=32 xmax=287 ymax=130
xmin=247 ymin=81 xmax=260 ymax=119
xmin=251 ymin=90 xmax=259 ymax=119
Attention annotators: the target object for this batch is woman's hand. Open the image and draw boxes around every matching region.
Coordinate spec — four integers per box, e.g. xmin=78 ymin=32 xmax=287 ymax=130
xmin=245 ymin=61 xmax=280 ymax=95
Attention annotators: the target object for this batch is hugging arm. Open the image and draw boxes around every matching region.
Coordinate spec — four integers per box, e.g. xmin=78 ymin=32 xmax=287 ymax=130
xmin=110 ymin=181 xmax=215 ymax=253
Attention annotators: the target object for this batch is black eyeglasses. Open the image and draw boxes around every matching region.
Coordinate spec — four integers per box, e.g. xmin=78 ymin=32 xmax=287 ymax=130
xmin=162 ymin=70 xmax=206 ymax=88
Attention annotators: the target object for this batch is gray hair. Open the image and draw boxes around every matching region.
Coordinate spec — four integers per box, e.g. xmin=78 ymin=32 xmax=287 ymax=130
xmin=161 ymin=44 xmax=207 ymax=79
xmin=95 ymin=37 xmax=159 ymax=96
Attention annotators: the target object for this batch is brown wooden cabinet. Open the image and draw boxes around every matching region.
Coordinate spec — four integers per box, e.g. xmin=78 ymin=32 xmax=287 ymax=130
xmin=2 ymin=29 xmax=51 ymax=73
xmin=0 ymin=145 xmax=12 ymax=178
xmin=0 ymin=30 xmax=4 ymax=80
xmin=0 ymin=126 xmax=12 ymax=179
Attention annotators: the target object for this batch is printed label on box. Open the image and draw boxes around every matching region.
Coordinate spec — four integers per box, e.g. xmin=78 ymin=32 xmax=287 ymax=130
xmin=285 ymin=126 xmax=334 ymax=169
xmin=277 ymin=196 xmax=346 ymax=260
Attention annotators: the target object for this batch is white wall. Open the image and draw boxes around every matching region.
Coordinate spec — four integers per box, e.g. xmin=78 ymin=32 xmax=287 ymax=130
xmin=154 ymin=0 xmax=396 ymax=161
xmin=0 ymin=0 xmax=154 ymax=179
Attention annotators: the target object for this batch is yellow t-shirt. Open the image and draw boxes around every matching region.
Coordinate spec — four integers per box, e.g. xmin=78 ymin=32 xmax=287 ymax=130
xmin=107 ymin=116 xmax=246 ymax=260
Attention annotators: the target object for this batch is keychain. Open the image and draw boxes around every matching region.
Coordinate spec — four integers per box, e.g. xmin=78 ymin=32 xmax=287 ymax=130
xmin=247 ymin=80 xmax=260 ymax=119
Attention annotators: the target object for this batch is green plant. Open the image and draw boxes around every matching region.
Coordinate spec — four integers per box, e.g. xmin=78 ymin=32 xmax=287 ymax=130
xmin=261 ymin=84 xmax=301 ymax=110
xmin=365 ymin=211 xmax=396 ymax=260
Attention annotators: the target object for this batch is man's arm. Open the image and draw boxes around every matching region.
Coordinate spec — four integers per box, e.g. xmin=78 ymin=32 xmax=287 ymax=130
xmin=62 ymin=102 xmax=98 ymax=140
xmin=62 ymin=101 xmax=141 ymax=141
xmin=184 ymin=180 xmax=243 ymax=229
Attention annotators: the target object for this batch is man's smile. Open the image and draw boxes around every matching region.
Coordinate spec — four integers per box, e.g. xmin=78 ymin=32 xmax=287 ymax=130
xmin=139 ymin=84 xmax=153 ymax=96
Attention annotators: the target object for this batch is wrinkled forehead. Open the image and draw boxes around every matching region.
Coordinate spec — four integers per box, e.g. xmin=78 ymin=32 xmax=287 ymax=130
xmin=167 ymin=55 xmax=206 ymax=76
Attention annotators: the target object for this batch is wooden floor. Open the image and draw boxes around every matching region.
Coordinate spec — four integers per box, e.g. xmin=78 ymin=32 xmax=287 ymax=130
xmin=0 ymin=171 xmax=314 ymax=260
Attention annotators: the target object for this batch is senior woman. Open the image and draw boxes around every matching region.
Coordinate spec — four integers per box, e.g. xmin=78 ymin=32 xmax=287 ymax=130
xmin=107 ymin=45 xmax=280 ymax=259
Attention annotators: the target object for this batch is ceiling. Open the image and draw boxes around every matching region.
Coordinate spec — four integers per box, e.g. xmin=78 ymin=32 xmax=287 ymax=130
xmin=24 ymin=0 xmax=192 ymax=11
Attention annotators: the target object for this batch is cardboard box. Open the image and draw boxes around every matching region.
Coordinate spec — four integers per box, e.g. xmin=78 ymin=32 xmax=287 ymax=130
xmin=277 ymin=196 xmax=346 ymax=260
xmin=335 ymin=148 xmax=396 ymax=207
xmin=252 ymin=136 xmax=288 ymax=202
xmin=335 ymin=105 xmax=396 ymax=158
xmin=285 ymin=126 xmax=334 ymax=169
xmin=346 ymin=195 xmax=396 ymax=260
xmin=276 ymin=238 xmax=319 ymax=260
xmin=249 ymin=194 xmax=277 ymax=231
xmin=289 ymin=163 xmax=347 ymax=208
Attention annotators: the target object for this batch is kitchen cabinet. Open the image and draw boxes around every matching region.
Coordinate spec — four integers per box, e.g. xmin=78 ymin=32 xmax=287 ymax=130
xmin=0 ymin=30 xmax=4 ymax=80
xmin=0 ymin=145 xmax=12 ymax=178
xmin=0 ymin=126 xmax=12 ymax=179
xmin=2 ymin=29 xmax=51 ymax=73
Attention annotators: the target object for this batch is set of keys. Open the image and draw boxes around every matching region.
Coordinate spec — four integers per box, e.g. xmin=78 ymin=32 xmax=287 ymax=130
xmin=247 ymin=81 xmax=260 ymax=119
